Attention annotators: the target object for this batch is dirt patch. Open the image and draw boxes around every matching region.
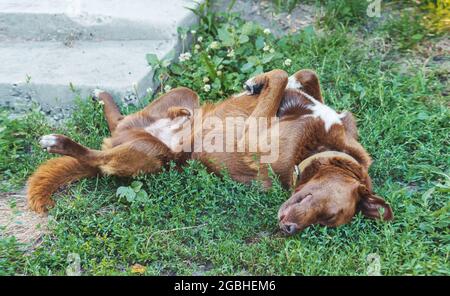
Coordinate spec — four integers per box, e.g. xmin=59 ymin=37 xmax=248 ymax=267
xmin=213 ymin=0 xmax=317 ymax=36
xmin=0 ymin=190 xmax=49 ymax=249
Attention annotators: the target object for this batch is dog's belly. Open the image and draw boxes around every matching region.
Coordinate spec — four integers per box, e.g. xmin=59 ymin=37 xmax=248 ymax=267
xmin=144 ymin=116 xmax=190 ymax=152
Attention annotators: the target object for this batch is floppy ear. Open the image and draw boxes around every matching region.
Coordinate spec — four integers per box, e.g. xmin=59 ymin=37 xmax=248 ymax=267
xmin=358 ymin=185 xmax=393 ymax=221
xmin=296 ymin=69 xmax=323 ymax=103
xmin=340 ymin=111 xmax=359 ymax=140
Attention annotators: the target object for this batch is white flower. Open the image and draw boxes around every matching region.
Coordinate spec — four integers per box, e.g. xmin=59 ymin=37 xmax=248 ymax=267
xmin=191 ymin=30 xmax=197 ymax=34
xmin=146 ymin=87 xmax=153 ymax=94
xmin=269 ymin=48 xmax=275 ymax=53
xmin=203 ymin=84 xmax=211 ymax=92
xmin=197 ymin=36 xmax=203 ymax=42
xmin=263 ymin=28 xmax=271 ymax=35
xmin=217 ymin=70 xmax=222 ymax=76
xmin=195 ymin=44 xmax=201 ymax=50
xmin=209 ymin=41 xmax=220 ymax=49
xmin=263 ymin=43 xmax=270 ymax=52
xmin=179 ymin=52 xmax=192 ymax=62
xmin=227 ymin=49 xmax=235 ymax=58
xmin=203 ymin=77 xmax=210 ymax=83
xmin=284 ymin=58 xmax=292 ymax=66
xmin=164 ymin=85 xmax=172 ymax=92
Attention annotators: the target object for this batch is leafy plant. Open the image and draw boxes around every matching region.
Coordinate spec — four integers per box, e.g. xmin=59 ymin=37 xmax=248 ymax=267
xmin=382 ymin=12 xmax=428 ymax=50
xmin=420 ymin=0 xmax=450 ymax=34
xmin=320 ymin=0 xmax=369 ymax=27
xmin=116 ymin=181 xmax=149 ymax=204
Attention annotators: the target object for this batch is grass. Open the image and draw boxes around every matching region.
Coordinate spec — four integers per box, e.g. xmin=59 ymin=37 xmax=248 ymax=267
xmin=0 ymin=1 xmax=449 ymax=275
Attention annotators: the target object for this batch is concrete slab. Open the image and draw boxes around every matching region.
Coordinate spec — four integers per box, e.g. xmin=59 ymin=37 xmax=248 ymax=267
xmin=0 ymin=0 xmax=200 ymax=41
xmin=0 ymin=0 xmax=202 ymax=117
xmin=0 ymin=39 xmax=176 ymax=115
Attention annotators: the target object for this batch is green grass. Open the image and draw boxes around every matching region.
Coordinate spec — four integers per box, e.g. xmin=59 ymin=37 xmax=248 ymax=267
xmin=0 ymin=3 xmax=449 ymax=275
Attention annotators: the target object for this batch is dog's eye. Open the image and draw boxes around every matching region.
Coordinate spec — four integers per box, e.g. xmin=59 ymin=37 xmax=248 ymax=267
xmin=295 ymin=193 xmax=312 ymax=204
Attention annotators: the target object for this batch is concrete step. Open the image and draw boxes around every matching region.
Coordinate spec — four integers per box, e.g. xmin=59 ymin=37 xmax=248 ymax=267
xmin=0 ymin=0 xmax=202 ymax=118
xmin=0 ymin=39 xmax=177 ymax=117
xmin=0 ymin=0 xmax=199 ymax=41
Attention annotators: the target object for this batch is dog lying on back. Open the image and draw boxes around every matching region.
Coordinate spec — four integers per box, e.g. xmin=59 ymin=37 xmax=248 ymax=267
xmin=27 ymin=69 xmax=393 ymax=235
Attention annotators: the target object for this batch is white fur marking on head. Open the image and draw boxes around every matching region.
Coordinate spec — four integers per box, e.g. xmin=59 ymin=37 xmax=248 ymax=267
xmin=299 ymin=90 xmax=342 ymax=132
xmin=286 ymin=75 xmax=302 ymax=90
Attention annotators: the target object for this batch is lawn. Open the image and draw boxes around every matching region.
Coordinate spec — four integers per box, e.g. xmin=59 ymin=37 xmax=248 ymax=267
xmin=0 ymin=0 xmax=449 ymax=275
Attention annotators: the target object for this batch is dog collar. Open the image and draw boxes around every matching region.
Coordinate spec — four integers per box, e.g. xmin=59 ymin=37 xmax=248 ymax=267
xmin=292 ymin=151 xmax=360 ymax=187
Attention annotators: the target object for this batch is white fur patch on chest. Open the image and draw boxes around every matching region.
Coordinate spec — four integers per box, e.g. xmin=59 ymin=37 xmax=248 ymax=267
xmin=285 ymin=74 xmax=343 ymax=132
xmin=299 ymin=90 xmax=344 ymax=132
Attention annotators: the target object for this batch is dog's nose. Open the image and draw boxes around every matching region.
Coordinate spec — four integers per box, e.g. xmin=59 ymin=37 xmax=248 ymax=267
xmin=282 ymin=223 xmax=298 ymax=235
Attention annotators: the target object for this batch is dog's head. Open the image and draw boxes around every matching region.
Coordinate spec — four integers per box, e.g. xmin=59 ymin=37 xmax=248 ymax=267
xmin=276 ymin=69 xmax=393 ymax=235
xmin=278 ymin=154 xmax=393 ymax=235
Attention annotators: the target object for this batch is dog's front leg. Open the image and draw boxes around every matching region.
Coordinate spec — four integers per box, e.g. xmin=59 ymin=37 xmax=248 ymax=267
xmin=245 ymin=69 xmax=288 ymax=119
xmin=239 ymin=70 xmax=288 ymax=166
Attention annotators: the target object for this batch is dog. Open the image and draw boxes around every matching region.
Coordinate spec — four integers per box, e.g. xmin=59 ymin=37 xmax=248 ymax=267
xmin=27 ymin=69 xmax=393 ymax=235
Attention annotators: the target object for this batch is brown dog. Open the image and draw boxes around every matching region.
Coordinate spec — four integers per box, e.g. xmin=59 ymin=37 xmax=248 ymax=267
xmin=27 ymin=69 xmax=392 ymax=235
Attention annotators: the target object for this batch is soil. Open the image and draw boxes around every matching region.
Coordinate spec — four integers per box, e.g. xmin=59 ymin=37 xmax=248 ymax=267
xmin=212 ymin=0 xmax=317 ymax=36
xmin=0 ymin=189 xmax=49 ymax=249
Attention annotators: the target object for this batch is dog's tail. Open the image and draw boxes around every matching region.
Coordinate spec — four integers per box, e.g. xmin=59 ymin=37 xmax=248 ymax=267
xmin=27 ymin=156 xmax=99 ymax=213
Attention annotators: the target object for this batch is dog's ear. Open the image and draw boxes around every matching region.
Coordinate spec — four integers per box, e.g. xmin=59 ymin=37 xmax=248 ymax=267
xmin=340 ymin=111 xmax=359 ymax=140
xmin=296 ymin=70 xmax=323 ymax=103
xmin=357 ymin=185 xmax=393 ymax=221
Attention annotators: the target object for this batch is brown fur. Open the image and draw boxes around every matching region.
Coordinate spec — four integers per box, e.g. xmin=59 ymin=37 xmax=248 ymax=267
xmin=27 ymin=156 xmax=98 ymax=213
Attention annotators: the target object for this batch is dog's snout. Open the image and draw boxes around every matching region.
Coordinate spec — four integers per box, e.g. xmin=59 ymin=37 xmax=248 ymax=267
xmin=281 ymin=223 xmax=298 ymax=235
xmin=279 ymin=214 xmax=286 ymax=222
xmin=285 ymin=224 xmax=295 ymax=234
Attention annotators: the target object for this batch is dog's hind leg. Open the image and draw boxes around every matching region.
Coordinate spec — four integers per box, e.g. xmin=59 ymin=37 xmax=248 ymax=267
xmin=141 ymin=87 xmax=199 ymax=118
xmin=28 ymin=133 xmax=168 ymax=213
xmin=92 ymin=89 xmax=124 ymax=133
xmin=38 ymin=134 xmax=168 ymax=176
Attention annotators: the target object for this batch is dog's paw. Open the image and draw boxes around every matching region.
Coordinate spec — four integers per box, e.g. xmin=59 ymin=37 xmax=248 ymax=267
xmin=91 ymin=89 xmax=106 ymax=104
xmin=244 ymin=76 xmax=265 ymax=95
xmin=39 ymin=134 xmax=66 ymax=153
